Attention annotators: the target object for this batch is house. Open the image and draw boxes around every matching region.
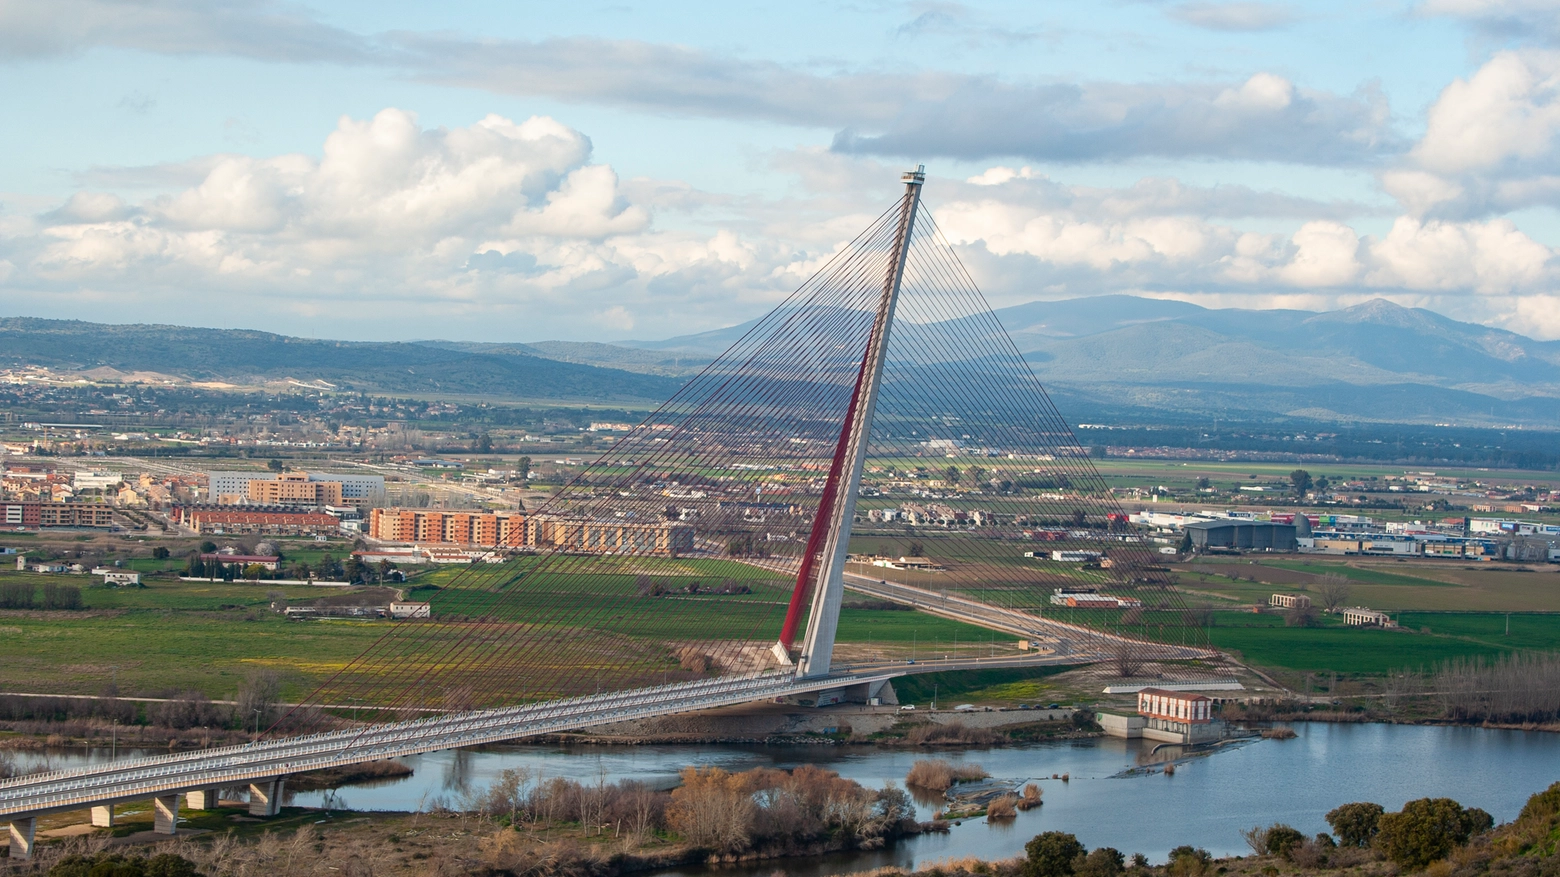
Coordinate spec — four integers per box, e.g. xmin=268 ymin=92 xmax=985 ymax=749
xmin=389 ymin=601 xmax=431 ymax=619
xmin=198 ymin=553 xmax=280 ymax=571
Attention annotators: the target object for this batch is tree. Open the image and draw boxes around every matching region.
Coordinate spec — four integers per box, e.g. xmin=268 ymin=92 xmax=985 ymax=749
xmin=1315 ymin=475 xmax=1330 ymax=493
xmin=1195 ymin=477 xmax=1211 ymax=490
xmin=1326 ymin=802 xmax=1384 ymax=848
xmin=1111 ymin=640 xmax=1144 ymax=678
xmin=1285 ymin=604 xmax=1319 ymax=627
xmin=970 ymin=466 xmax=987 ymax=487
xmin=199 ymin=541 xmax=217 ymax=553
xmin=267 ymin=458 xmax=284 ymax=472
xmin=516 ymin=456 xmax=532 ymax=480
xmin=906 ymin=540 xmax=925 ymax=557
xmin=945 ymin=466 xmax=961 ymax=485
xmin=236 ymin=669 xmax=282 ymax=733
xmin=1024 ymin=831 xmax=1086 ymax=877
xmin=1074 ymin=847 xmax=1124 ymax=877
xmin=1317 ymin=574 xmax=1352 ymax=612
xmin=472 ymin=432 xmax=493 ymax=453
xmin=1376 ymin=798 xmax=1492 ymax=871
xmin=151 ymin=546 xmax=170 ymax=560
xmin=1177 ymin=532 xmax=1193 ymax=554
xmin=1290 ymin=469 xmax=1313 ymax=497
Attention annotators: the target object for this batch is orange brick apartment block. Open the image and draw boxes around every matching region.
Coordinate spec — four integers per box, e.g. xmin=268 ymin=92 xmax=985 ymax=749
xmin=368 ymin=508 xmax=527 ymax=547
xmin=368 ymin=509 xmax=693 ymax=556
xmin=245 ymin=472 xmax=343 ymax=506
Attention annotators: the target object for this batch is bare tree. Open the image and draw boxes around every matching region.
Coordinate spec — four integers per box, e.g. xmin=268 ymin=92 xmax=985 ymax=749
xmin=236 ymin=669 xmax=282 ymax=733
xmin=1316 ymin=574 xmax=1352 ymax=612
xmin=1112 ymin=640 xmax=1144 ymax=678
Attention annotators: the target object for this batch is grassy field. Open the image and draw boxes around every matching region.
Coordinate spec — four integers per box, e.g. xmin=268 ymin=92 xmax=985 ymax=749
xmin=1177 ymin=556 xmax=1560 ymax=612
xmin=1206 ymin=611 xmax=1510 ymax=673
xmin=0 ymin=563 xmax=998 ymax=700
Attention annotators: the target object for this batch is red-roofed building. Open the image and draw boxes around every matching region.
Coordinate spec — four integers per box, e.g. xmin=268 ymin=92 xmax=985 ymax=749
xmin=1135 ymin=688 xmax=1223 ymax=743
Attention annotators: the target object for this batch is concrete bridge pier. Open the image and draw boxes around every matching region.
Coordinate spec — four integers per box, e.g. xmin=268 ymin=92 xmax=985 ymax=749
xmin=249 ymin=778 xmax=285 ymax=817
xmin=186 ymin=788 xmax=221 ymax=810
xmin=91 ymin=804 xmax=115 ymax=827
xmin=7 ymin=817 xmax=36 ymax=859
xmin=153 ymin=794 xmax=180 ymax=835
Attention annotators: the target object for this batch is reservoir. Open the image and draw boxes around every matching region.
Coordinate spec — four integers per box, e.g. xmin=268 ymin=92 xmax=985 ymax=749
xmin=17 ymin=722 xmax=1558 ymax=874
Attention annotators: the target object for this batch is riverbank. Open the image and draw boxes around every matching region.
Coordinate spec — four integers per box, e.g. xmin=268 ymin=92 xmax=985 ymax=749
xmin=543 ymin=702 xmax=1097 ymax=747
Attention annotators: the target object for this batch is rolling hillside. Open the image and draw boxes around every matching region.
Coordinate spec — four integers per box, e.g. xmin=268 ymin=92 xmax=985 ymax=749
xmin=0 ymin=318 xmax=682 ymax=402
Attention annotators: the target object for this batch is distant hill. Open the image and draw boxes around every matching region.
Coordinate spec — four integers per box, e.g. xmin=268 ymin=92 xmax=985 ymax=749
xmin=586 ymin=296 xmax=1560 ymax=426
xmin=8 ymin=296 xmax=1558 ymax=425
xmin=0 ymin=318 xmax=682 ymax=402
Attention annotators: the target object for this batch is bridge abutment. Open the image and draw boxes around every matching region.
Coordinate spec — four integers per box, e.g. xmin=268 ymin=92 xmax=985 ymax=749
xmin=7 ymin=816 xmax=36 ymax=859
xmin=249 ymin=778 xmax=285 ymax=817
xmin=153 ymin=794 xmax=180 ymax=835
xmin=90 ymin=804 xmax=114 ymax=827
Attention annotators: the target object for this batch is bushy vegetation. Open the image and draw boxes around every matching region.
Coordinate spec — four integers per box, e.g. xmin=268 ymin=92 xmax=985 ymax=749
xmin=905 ymin=759 xmax=989 ymax=790
xmin=467 ymin=762 xmax=915 ymax=861
xmin=46 ymin=851 xmax=201 ymax=876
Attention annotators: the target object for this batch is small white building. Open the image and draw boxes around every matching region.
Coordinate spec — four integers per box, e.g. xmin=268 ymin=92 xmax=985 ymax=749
xmin=1343 ymin=607 xmax=1395 ymax=627
xmin=1270 ymin=594 xmax=1311 ymax=609
xmin=96 ymin=570 xmax=140 ymax=586
xmin=389 ymin=601 xmax=431 ymax=619
xmin=1049 ymin=550 xmax=1102 ymax=562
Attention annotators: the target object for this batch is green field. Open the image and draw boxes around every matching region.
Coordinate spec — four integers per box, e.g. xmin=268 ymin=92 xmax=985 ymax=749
xmin=1206 ymin=611 xmax=1512 ymax=673
xmin=1178 ymin=556 xmax=1560 ymax=613
xmin=0 ymin=562 xmax=998 ymax=699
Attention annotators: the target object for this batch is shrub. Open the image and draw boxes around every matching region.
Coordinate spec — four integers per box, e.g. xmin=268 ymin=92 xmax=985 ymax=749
xmin=1024 ymin=831 xmax=1086 ymax=877
xmin=1326 ymin=802 xmax=1384 ymax=848
xmin=1376 ymin=798 xmax=1493 ymax=871
xmin=41 ymin=583 xmax=82 ymax=610
xmin=47 ymin=851 xmax=201 ymax=877
xmin=987 ymin=795 xmax=1018 ymax=820
xmin=0 ymin=581 xmax=34 ymax=609
xmin=1264 ymin=824 xmax=1306 ymax=858
xmin=906 ymin=759 xmax=987 ymax=790
xmin=905 ymin=722 xmax=1004 ymax=746
xmin=1240 ymin=826 xmax=1269 ymax=856
xmin=1166 ymin=846 xmax=1212 ymax=877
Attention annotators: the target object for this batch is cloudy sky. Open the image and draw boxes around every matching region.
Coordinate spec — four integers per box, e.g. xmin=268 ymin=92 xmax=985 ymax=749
xmin=3 ymin=0 xmax=1560 ymax=342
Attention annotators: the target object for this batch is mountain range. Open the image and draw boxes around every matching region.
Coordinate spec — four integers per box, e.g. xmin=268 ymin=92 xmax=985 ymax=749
xmin=3 ymin=297 xmax=1558 ymax=426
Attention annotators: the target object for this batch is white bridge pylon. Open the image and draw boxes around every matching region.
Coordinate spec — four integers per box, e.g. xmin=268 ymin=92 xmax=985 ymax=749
xmin=796 ymin=165 xmax=923 ymax=679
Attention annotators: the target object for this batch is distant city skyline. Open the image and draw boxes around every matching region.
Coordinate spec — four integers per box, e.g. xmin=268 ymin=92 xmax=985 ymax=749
xmin=2 ymin=1 xmax=1559 ymax=340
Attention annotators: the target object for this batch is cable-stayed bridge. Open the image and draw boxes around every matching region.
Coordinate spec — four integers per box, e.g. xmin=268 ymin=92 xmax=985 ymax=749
xmin=3 ymin=168 xmax=1213 ymax=858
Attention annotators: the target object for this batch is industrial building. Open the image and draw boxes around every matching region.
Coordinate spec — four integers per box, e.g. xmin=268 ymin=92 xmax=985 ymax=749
xmin=1184 ymin=519 xmax=1297 ymax=552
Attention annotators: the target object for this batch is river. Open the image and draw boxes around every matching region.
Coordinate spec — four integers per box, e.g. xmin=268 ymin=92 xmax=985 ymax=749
xmin=15 ymin=722 xmax=1558 ymax=876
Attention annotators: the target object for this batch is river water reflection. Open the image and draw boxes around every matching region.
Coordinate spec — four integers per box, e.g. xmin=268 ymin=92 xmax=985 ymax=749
xmin=19 ymin=722 xmax=1558 ymax=876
